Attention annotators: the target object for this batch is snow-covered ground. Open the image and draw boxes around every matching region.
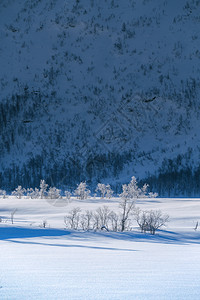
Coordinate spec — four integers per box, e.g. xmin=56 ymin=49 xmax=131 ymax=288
xmin=0 ymin=196 xmax=200 ymax=299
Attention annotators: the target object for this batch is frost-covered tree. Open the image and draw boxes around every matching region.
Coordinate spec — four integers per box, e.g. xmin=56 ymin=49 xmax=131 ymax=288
xmin=12 ymin=186 xmax=26 ymax=199
xmin=48 ymin=187 xmax=61 ymax=199
xmin=119 ymin=176 xmax=157 ymax=231
xmin=27 ymin=188 xmax=33 ymax=198
xmin=119 ymin=177 xmax=139 ymax=231
xmin=27 ymin=188 xmax=40 ymax=199
xmin=96 ymin=183 xmax=113 ymax=199
xmin=96 ymin=183 xmax=107 ymax=198
xmin=140 ymin=183 xmax=158 ymax=198
xmin=74 ymin=182 xmax=90 ymax=200
xmin=0 ymin=189 xmax=6 ymax=198
xmin=39 ymin=180 xmax=48 ymax=199
xmin=148 ymin=191 xmax=159 ymax=198
xmin=105 ymin=184 xmax=114 ymax=199
xmin=141 ymin=183 xmax=149 ymax=195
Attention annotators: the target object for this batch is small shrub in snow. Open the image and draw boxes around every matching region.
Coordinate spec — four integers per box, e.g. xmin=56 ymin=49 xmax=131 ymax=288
xmin=148 ymin=191 xmax=159 ymax=198
xmin=27 ymin=188 xmax=40 ymax=199
xmin=12 ymin=186 xmax=26 ymax=199
xmin=42 ymin=220 xmax=48 ymax=228
xmin=0 ymin=189 xmax=6 ymax=198
xmin=48 ymin=187 xmax=61 ymax=199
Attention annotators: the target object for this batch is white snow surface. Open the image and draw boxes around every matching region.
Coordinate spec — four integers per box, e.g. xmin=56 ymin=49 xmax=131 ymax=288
xmin=0 ymin=196 xmax=200 ymax=299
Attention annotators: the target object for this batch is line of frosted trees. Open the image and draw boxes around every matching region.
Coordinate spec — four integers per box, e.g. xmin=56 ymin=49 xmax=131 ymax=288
xmin=0 ymin=177 xmax=169 ymax=234
xmin=5 ymin=180 xmax=114 ymax=201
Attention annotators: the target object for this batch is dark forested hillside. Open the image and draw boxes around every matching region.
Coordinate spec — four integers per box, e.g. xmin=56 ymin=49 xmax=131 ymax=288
xmin=1 ymin=0 xmax=200 ymax=195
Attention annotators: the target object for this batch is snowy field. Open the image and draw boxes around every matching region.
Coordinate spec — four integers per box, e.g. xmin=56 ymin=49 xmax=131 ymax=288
xmin=0 ymin=196 xmax=200 ymax=299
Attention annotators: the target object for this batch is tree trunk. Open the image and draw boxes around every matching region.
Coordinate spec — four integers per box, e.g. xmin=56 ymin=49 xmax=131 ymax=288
xmin=121 ymin=219 xmax=125 ymax=232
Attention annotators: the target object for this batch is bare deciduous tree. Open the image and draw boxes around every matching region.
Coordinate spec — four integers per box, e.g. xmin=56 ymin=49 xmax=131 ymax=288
xmin=80 ymin=210 xmax=93 ymax=231
xmin=96 ymin=183 xmax=107 ymax=198
xmin=109 ymin=211 xmax=120 ymax=231
xmin=119 ymin=177 xmax=139 ymax=231
xmin=64 ymin=207 xmax=81 ymax=229
xmin=119 ymin=176 xmax=158 ymax=231
xmin=93 ymin=211 xmax=101 ymax=231
xmin=95 ymin=206 xmax=111 ymax=231
xmin=134 ymin=208 xmax=169 ymax=234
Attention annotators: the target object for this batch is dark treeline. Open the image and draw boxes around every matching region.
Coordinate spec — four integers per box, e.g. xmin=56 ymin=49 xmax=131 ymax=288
xmin=0 ymin=89 xmax=199 ymax=197
xmin=144 ymin=168 xmax=200 ymax=197
xmin=0 ymin=151 xmax=131 ymax=193
xmin=1 ymin=153 xmax=200 ymax=197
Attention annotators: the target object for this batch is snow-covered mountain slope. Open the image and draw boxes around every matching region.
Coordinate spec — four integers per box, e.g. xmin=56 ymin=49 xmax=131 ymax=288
xmin=0 ymin=0 xmax=200 ymax=194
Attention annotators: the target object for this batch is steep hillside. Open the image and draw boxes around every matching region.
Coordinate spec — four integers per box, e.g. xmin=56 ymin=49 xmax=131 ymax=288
xmin=0 ymin=0 xmax=200 ymax=195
